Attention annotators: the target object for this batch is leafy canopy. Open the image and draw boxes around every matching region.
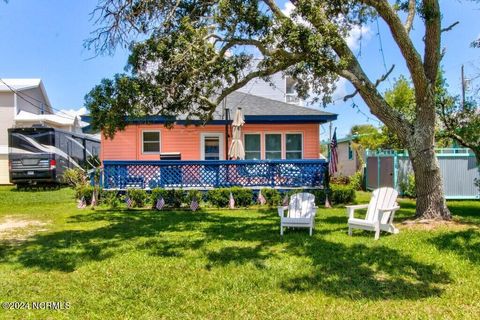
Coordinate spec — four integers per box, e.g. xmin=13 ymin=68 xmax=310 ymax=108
xmin=83 ymin=0 xmax=403 ymax=138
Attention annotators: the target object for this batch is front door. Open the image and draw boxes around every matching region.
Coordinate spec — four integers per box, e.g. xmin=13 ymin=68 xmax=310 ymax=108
xmin=201 ymin=133 xmax=224 ymax=160
xmin=200 ymin=133 xmax=224 ymax=187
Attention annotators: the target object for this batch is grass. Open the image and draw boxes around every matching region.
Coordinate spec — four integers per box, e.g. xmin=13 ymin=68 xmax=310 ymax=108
xmin=0 ymin=187 xmax=479 ymax=319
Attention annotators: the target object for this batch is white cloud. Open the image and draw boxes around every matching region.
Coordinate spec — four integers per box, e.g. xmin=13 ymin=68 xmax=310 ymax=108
xmin=346 ymin=25 xmax=371 ymax=50
xmin=280 ymin=2 xmax=370 ymax=103
xmin=57 ymin=107 xmax=87 ymax=117
xmin=56 ymin=107 xmax=89 ymax=127
xmin=281 ymin=1 xmax=371 ymax=51
xmin=331 ymin=78 xmax=349 ymax=102
xmin=281 ymin=1 xmax=309 ymax=26
xmin=281 ymin=1 xmax=295 ymax=17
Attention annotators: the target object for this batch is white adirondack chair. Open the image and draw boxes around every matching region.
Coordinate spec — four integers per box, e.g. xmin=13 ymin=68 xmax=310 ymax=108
xmin=278 ymin=193 xmax=317 ymax=236
xmin=346 ymin=187 xmax=400 ymax=240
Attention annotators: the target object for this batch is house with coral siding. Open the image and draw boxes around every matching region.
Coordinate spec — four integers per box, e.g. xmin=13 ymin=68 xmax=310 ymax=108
xmin=101 ymin=92 xmax=337 ymax=162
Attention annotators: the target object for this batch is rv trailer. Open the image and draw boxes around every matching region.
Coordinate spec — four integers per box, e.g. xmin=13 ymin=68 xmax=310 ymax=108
xmin=8 ymin=127 xmax=100 ymax=186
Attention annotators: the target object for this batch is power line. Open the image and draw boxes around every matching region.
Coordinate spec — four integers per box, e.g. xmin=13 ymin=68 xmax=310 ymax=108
xmin=0 ymin=78 xmax=76 ymax=121
xmin=375 ymin=17 xmax=392 ymax=86
xmin=357 ymin=26 xmax=363 ymax=58
xmin=351 ymin=98 xmax=382 ymax=126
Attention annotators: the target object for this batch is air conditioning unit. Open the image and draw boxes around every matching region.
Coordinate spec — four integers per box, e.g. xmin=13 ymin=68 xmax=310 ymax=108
xmin=159 ymin=152 xmax=181 ymax=160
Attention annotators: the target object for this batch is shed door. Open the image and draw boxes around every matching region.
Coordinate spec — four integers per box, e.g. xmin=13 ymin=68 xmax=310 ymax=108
xmin=379 ymin=157 xmax=394 ymax=188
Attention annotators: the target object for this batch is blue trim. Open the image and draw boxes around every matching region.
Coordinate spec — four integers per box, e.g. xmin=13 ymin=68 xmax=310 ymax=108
xmin=103 ymin=159 xmax=328 ymax=166
xmin=244 ymin=115 xmax=337 ymax=124
xmin=82 ymin=114 xmax=337 ymax=125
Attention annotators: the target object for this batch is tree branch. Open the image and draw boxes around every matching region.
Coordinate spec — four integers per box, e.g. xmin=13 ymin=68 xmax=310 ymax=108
xmin=343 ymin=64 xmax=395 ymax=101
xmin=404 ymin=0 xmax=416 ymax=33
xmin=423 ymin=0 xmax=441 ymax=84
xmin=361 ymin=0 xmax=427 ymax=93
xmin=262 ymin=0 xmax=289 ymax=20
xmin=441 ymin=21 xmax=459 ymax=33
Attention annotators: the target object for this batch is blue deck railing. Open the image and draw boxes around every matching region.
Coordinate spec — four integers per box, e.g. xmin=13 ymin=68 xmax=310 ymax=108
xmin=102 ymin=159 xmax=329 ymax=190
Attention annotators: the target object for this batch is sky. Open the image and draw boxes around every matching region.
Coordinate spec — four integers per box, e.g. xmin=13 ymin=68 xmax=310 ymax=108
xmin=0 ymin=0 xmax=479 ymax=138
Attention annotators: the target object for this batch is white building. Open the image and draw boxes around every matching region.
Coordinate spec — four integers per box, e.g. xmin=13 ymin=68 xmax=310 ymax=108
xmin=0 ymin=79 xmax=82 ymax=184
xmin=237 ymin=73 xmax=303 ymax=106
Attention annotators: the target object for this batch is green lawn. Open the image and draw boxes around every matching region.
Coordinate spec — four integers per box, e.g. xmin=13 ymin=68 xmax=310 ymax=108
xmin=0 ymin=186 xmax=479 ymax=319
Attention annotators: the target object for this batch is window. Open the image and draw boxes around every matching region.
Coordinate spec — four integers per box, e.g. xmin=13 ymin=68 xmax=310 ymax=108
xmin=286 ymin=133 xmax=302 ymax=159
xmin=286 ymin=76 xmax=296 ymax=94
xmin=244 ymin=134 xmax=261 ymax=160
xmin=348 ymin=142 xmax=354 ymax=160
xmin=201 ymin=133 xmax=224 ymax=160
xmin=265 ymin=134 xmax=282 ymax=159
xmin=142 ymin=131 xmax=160 ymax=153
xmin=204 ymin=137 xmax=220 ymax=160
xmin=285 ymin=76 xmax=299 ymax=104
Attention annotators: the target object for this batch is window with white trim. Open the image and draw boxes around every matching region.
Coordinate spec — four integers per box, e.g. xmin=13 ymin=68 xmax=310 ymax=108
xmin=142 ymin=131 xmax=160 ymax=153
xmin=265 ymin=134 xmax=282 ymax=159
xmin=286 ymin=133 xmax=302 ymax=159
xmin=348 ymin=142 xmax=354 ymax=160
xmin=244 ymin=134 xmax=261 ymax=160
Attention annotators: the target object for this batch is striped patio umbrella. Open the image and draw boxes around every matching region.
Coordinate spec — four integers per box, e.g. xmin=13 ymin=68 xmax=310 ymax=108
xmin=228 ymin=108 xmax=245 ymax=160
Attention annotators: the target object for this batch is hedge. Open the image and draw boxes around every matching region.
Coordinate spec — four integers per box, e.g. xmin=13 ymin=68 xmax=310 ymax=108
xmin=150 ymin=188 xmax=185 ymax=208
xmin=207 ymin=187 xmax=253 ymax=208
xmin=282 ymin=185 xmax=356 ymax=206
xmin=74 ymin=185 xmax=355 ymax=209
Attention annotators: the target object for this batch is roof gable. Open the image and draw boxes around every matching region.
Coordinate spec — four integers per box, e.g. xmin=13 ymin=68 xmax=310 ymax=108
xmin=0 ymin=79 xmax=53 ymax=114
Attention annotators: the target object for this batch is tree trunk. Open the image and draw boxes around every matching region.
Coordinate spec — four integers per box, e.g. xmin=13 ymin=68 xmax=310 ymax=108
xmin=409 ymin=144 xmax=451 ymax=220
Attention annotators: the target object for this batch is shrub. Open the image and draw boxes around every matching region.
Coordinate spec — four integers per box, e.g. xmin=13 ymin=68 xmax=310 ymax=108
xmin=400 ymin=174 xmax=416 ymax=198
xmin=126 ymin=188 xmax=148 ymax=208
xmin=207 ymin=188 xmax=229 ymax=207
xmin=75 ymin=184 xmax=95 ymax=204
xmin=207 ymin=187 xmax=253 ymax=208
xmin=186 ymin=189 xmax=203 ymax=204
xmin=330 ymin=184 xmax=356 ymax=204
xmin=330 ymin=175 xmax=350 ymax=185
xmin=63 ymin=168 xmax=87 ymax=188
xmin=230 ymin=187 xmax=253 ymax=207
xmin=150 ymin=188 xmax=184 ymax=208
xmin=100 ymin=190 xmax=120 ymax=209
xmin=285 ymin=185 xmax=356 ymax=206
xmin=260 ymin=188 xmax=281 ymax=207
xmin=349 ymin=171 xmax=363 ymax=191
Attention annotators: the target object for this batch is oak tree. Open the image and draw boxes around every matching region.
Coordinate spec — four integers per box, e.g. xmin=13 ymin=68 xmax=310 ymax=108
xmin=86 ymin=0 xmax=459 ymax=220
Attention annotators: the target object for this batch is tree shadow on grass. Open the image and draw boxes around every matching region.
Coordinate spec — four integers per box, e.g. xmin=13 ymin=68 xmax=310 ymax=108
xmin=0 ymin=207 xmax=452 ymax=300
xmin=448 ymin=201 xmax=480 ymax=224
xmin=0 ymin=209 xmax=277 ymax=272
xmin=205 ymin=245 xmax=270 ymax=269
xmin=429 ymin=229 xmax=480 ymax=265
xmin=280 ymin=238 xmax=451 ymax=300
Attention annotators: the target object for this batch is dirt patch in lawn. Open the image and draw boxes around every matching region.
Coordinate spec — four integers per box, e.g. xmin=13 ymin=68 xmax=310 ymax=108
xmin=400 ymin=219 xmax=477 ymax=231
xmin=0 ymin=217 xmax=48 ymax=242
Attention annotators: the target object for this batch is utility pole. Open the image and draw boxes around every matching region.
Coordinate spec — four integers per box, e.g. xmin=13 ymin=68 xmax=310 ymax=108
xmin=328 ymin=121 xmax=332 ymax=157
xmin=461 ymin=64 xmax=466 ymax=109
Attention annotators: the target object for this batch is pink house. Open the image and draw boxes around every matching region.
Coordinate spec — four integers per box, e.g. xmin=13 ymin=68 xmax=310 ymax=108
xmin=98 ymin=92 xmax=336 ymax=190
xmin=101 ymin=92 xmax=336 ymax=162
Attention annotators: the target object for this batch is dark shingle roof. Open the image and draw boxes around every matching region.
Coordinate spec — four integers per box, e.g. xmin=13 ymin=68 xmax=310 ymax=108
xmin=210 ymin=91 xmax=336 ymax=120
xmin=82 ymin=91 xmax=337 ymax=125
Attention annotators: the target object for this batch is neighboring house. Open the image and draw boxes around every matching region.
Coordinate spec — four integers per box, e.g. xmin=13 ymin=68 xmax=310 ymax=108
xmin=321 ymin=135 xmax=366 ymax=177
xmin=237 ymin=61 xmax=304 ymax=106
xmin=0 ymin=79 xmax=54 ymax=184
xmin=14 ymin=111 xmax=82 ymax=133
xmin=100 ymin=91 xmax=336 ymax=162
xmin=0 ymin=79 xmax=83 ymax=184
